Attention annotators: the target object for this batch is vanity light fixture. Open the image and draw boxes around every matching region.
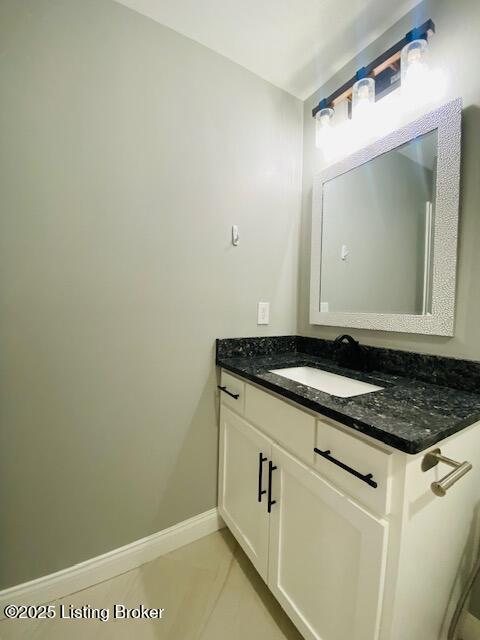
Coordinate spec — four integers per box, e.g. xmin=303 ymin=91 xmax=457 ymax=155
xmin=312 ymin=19 xmax=436 ymax=151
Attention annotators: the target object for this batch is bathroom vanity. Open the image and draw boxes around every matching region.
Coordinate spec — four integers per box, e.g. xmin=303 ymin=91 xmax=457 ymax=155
xmin=216 ymin=337 xmax=480 ymax=640
xmin=215 ymin=98 xmax=472 ymax=639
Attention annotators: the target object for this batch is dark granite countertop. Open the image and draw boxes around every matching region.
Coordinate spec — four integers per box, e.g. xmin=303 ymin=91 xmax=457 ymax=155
xmin=216 ymin=338 xmax=480 ymax=454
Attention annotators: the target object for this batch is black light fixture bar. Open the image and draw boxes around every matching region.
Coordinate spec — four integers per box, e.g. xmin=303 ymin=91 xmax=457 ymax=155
xmin=312 ymin=18 xmax=435 ymax=118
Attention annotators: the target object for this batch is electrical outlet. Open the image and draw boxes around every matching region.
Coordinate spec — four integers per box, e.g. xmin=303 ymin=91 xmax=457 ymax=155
xmin=257 ymin=302 xmax=270 ymax=325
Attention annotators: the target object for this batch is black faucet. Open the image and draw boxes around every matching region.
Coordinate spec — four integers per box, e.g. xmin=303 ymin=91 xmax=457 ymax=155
xmin=333 ymin=334 xmax=368 ymax=371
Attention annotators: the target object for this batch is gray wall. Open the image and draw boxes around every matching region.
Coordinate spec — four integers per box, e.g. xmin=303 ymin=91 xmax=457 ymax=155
xmin=299 ymin=0 xmax=480 ymax=361
xmin=0 ymin=0 xmax=302 ymax=588
xmin=320 ymin=151 xmax=432 ymax=314
xmin=2 ymin=0 xmax=480 ymax=620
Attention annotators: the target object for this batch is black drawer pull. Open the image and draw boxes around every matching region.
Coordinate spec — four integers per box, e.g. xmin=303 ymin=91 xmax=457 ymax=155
xmin=217 ymin=385 xmax=239 ymax=400
xmin=314 ymin=448 xmax=378 ymax=489
xmin=258 ymin=453 xmax=267 ymax=502
xmin=267 ymin=460 xmax=277 ymax=513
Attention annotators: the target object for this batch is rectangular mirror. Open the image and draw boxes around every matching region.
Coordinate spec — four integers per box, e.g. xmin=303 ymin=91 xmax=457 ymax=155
xmin=310 ymin=98 xmax=461 ymax=335
xmin=321 ymin=130 xmax=437 ymax=316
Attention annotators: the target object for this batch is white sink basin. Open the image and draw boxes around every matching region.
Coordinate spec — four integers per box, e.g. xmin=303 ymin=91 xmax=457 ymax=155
xmin=269 ymin=366 xmax=383 ymax=398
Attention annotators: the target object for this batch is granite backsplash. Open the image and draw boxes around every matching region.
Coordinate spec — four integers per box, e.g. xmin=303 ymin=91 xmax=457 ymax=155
xmin=216 ymin=335 xmax=480 ymax=394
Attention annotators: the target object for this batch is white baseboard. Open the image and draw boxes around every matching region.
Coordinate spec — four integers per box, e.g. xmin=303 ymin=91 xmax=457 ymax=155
xmin=0 ymin=508 xmax=223 ymax=618
xmin=461 ymin=611 xmax=480 ymax=640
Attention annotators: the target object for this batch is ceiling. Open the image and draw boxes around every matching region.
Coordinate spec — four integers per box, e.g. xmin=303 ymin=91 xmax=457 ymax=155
xmin=114 ymin=0 xmax=420 ymax=99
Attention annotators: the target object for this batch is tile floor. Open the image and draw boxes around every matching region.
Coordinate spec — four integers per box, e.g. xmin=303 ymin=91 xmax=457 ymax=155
xmin=0 ymin=529 xmax=303 ymax=640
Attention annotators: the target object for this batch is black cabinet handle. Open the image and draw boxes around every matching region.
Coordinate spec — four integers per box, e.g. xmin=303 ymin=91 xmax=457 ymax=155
xmin=258 ymin=453 xmax=267 ymax=502
xmin=314 ymin=447 xmax=378 ymax=489
xmin=217 ymin=385 xmax=239 ymax=400
xmin=267 ymin=460 xmax=277 ymax=513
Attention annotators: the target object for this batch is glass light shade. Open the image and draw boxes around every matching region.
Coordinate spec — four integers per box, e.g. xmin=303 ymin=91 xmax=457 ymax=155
xmin=315 ymin=107 xmax=334 ymax=147
xmin=352 ymin=77 xmax=375 ymax=119
xmin=401 ymin=38 xmax=429 ymax=94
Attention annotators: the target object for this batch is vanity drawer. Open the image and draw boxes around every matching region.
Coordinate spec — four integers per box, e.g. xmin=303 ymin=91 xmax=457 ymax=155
xmin=245 ymin=385 xmax=315 ymax=464
xmin=314 ymin=418 xmax=392 ymax=515
xmin=219 ymin=371 xmax=245 ymax=415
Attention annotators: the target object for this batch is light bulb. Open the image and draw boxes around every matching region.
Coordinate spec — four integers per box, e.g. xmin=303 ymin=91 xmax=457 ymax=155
xmin=315 ymin=107 xmax=334 ymax=148
xmin=357 ymin=85 xmax=370 ymax=100
xmin=401 ymin=38 xmax=446 ymax=109
xmin=401 ymin=39 xmax=429 ymax=99
xmin=352 ymin=77 xmax=375 ymax=120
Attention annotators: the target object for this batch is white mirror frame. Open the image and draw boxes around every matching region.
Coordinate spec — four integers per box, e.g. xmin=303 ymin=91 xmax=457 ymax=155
xmin=310 ymin=97 xmax=462 ymax=336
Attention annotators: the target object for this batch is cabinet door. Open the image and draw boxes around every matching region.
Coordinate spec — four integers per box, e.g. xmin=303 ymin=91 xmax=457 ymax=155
xmin=218 ymin=406 xmax=272 ymax=580
xmin=268 ymin=444 xmax=388 ymax=640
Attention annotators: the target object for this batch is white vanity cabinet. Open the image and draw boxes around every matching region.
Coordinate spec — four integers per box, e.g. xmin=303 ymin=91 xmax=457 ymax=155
xmin=218 ymin=403 xmax=387 ymax=640
xmin=217 ymin=369 xmax=480 ymax=640
xmin=268 ymin=444 xmax=388 ymax=640
xmin=218 ymin=406 xmax=272 ymax=580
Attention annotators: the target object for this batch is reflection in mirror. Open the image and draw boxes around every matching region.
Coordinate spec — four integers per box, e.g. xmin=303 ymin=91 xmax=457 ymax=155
xmin=320 ymin=130 xmax=437 ymax=315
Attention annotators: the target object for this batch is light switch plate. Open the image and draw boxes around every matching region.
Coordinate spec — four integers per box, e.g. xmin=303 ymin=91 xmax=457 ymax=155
xmin=257 ymin=302 xmax=270 ymax=325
